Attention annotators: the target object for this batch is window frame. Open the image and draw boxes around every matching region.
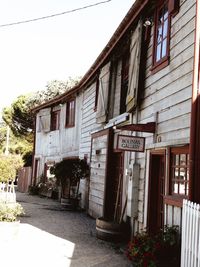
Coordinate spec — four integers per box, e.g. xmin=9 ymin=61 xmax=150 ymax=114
xmin=164 ymin=145 xmax=189 ymax=207
xmin=50 ymin=109 xmax=60 ymax=131
xmin=65 ymin=98 xmax=75 ymax=128
xmin=151 ymin=0 xmax=171 ymax=73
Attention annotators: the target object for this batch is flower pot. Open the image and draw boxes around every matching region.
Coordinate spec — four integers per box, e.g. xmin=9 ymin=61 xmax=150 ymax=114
xmin=96 ymin=217 xmax=122 ymax=242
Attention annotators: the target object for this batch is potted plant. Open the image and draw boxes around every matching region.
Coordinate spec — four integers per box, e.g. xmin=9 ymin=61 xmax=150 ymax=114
xmin=50 ymin=158 xmax=89 ymax=209
xmin=125 ymin=225 xmax=180 ymax=267
xmin=156 ymin=225 xmax=180 ymax=266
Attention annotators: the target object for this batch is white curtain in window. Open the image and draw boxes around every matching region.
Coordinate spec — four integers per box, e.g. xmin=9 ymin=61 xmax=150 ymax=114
xmin=126 ymin=19 xmax=142 ymax=112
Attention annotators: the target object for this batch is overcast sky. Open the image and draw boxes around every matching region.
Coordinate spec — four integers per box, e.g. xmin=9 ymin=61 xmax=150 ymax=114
xmin=0 ymin=0 xmax=134 ymax=111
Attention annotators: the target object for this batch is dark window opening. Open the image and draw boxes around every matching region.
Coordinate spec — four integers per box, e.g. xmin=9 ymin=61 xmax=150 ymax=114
xmin=51 ymin=110 xmax=60 ymax=131
xmin=66 ymin=99 xmax=75 ymax=127
xmin=94 ymin=76 xmax=99 ymax=111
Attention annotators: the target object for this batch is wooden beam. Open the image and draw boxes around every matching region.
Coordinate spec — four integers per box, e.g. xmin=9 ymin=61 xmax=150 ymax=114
xmin=116 ymin=122 xmax=156 ymax=133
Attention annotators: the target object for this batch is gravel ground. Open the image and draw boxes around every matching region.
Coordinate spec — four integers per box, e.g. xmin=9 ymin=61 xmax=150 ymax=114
xmin=0 ymin=191 xmax=131 ymax=267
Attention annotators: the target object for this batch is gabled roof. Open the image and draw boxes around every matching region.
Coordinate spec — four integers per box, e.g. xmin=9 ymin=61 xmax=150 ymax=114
xmin=33 ymin=0 xmax=149 ymax=112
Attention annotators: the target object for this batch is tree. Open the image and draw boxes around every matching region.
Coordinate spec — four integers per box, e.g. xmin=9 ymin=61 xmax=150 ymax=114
xmin=2 ymin=77 xmax=81 ymax=138
xmin=0 ymin=155 xmax=23 ymax=182
xmin=50 ymin=158 xmax=89 ymax=199
xmin=2 ymin=95 xmax=34 ymax=137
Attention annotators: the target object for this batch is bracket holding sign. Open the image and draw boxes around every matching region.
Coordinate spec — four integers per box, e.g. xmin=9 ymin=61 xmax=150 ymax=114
xmin=117 ymin=135 xmax=145 ymax=152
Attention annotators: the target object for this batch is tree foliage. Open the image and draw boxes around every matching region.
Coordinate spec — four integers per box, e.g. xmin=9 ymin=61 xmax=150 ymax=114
xmin=0 ymin=155 xmax=23 ymax=182
xmin=2 ymin=77 xmax=81 ymax=138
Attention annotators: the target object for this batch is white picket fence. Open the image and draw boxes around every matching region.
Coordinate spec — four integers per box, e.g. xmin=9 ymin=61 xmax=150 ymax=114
xmin=181 ymin=199 xmax=200 ymax=267
xmin=0 ymin=182 xmax=16 ymax=203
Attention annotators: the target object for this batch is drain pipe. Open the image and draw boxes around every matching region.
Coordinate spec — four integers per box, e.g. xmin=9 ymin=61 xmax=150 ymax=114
xmin=189 ymin=0 xmax=200 ymax=203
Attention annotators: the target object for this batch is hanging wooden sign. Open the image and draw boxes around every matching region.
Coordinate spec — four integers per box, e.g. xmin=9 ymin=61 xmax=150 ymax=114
xmin=117 ymin=135 xmax=145 ymax=152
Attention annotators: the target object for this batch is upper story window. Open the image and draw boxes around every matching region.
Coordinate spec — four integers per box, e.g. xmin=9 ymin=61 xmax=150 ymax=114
xmin=170 ymin=146 xmax=189 ymax=198
xmin=66 ymin=99 xmax=75 ymax=127
xmin=51 ymin=110 xmax=60 ymax=131
xmin=94 ymin=75 xmax=99 ymax=111
xmin=120 ymin=52 xmax=129 ymax=114
xmin=152 ymin=0 xmax=170 ymax=71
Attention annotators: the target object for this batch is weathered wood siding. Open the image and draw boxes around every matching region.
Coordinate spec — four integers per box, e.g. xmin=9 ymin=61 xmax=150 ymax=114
xmin=164 ymin=204 xmax=182 ymax=229
xmin=34 ymin=94 xmax=83 ymax=178
xmin=88 ymin=133 xmax=109 ymax=218
xmin=132 ymin=0 xmax=196 ymax=230
xmin=79 ymin=82 xmax=97 ymax=160
xmin=79 ymin=82 xmax=96 ymax=209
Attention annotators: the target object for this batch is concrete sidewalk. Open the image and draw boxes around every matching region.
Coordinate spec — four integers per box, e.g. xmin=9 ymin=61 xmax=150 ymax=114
xmin=0 ymin=192 xmax=131 ymax=267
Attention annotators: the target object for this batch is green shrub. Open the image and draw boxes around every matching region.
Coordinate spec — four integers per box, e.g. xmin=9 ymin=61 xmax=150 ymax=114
xmin=0 ymin=203 xmax=24 ymax=222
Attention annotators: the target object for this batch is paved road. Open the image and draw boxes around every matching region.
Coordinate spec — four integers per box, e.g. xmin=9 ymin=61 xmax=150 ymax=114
xmin=0 ymin=192 xmax=131 ymax=267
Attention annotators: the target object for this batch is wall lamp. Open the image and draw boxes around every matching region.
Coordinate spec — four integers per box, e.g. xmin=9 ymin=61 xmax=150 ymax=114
xmin=143 ymin=18 xmax=153 ymax=27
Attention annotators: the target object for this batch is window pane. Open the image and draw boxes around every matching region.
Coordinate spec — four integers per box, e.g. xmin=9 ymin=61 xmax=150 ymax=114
xmin=157 ymin=25 xmax=163 ymax=43
xmin=156 ymin=44 xmax=161 ymax=62
xmin=179 ymin=182 xmax=185 ymax=194
xmin=163 ymin=4 xmax=168 ymax=20
xmin=175 ymin=155 xmax=179 ymax=165
xmin=173 ymin=182 xmax=178 ymax=194
xmin=163 ymin=20 xmax=168 ymax=38
xmin=161 ymin=38 xmax=167 ymax=58
xmin=180 ymin=154 xmax=186 ymax=165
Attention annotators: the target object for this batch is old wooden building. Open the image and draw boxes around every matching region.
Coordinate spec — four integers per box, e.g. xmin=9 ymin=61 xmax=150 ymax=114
xmin=32 ymin=0 xmax=200 ymax=235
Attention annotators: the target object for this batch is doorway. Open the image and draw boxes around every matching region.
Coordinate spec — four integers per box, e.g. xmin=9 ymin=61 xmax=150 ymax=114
xmin=105 ymin=152 xmax=124 ymax=221
xmin=148 ymin=151 xmax=165 ymax=234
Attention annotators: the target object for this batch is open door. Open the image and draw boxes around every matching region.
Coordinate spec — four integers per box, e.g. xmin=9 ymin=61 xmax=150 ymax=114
xmin=148 ymin=151 xmax=165 ymax=234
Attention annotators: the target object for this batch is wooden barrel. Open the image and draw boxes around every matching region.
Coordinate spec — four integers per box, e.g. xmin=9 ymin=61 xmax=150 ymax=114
xmin=96 ymin=217 xmax=122 ymax=242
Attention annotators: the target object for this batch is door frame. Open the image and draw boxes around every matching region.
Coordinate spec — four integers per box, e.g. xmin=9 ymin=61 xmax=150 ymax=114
xmin=104 ymin=151 xmax=124 ymax=220
xmin=147 ymin=149 xmax=166 ymax=234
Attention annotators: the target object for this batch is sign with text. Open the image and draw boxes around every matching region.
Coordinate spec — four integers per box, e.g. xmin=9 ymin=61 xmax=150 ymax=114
xmin=117 ymin=135 xmax=145 ymax=152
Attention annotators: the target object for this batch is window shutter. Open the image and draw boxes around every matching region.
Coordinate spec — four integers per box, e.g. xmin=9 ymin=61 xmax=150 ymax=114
xmin=96 ymin=62 xmax=111 ymax=123
xmin=168 ymin=0 xmax=179 ymax=16
xmin=41 ymin=114 xmax=51 ymax=132
xmin=126 ymin=19 xmax=142 ymax=112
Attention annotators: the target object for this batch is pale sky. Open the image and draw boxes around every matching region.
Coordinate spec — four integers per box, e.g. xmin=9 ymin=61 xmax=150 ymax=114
xmin=0 ymin=0 xmax=134 ymax=111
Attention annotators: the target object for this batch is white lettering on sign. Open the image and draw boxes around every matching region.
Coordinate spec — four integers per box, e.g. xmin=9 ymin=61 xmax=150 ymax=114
xmin=117 ymin=135 xmax=145 ymax=152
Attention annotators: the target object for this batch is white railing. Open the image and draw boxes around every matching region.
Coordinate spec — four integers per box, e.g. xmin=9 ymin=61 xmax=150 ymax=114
xmin=181 ymin=199 xmax=200 ymax=267
xmin=0 ymin=182 xmax=16 ymax=203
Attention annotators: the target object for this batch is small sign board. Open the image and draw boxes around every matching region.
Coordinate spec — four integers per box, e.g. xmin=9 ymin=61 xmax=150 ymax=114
xmin=117 ymin=135 xmax=145 ymax=152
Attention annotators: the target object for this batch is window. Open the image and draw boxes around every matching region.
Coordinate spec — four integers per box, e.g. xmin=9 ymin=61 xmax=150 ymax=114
xmin=51 ymin=110 xmax=60 ymax=131
xmin=66 ymin=99 xmax=75 ymax=127
xmin=120 ymin=52 xmax=129 ymax=114
xmin=170 ymin=146 xmax=189 ymax=198
xmin=94 ymin=76 xmax=99 ymax=111
xmin=152 ymin=0 xmax=170 ymax=70
xmin=38 ymin=116 xmax=42 ymax=132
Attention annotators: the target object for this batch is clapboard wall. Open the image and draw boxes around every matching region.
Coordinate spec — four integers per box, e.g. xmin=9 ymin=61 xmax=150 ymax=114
xmin=35 ymin=93 xmax=83 ymax=178
xmin=132 ymin=0 xmax=196 ymax=230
